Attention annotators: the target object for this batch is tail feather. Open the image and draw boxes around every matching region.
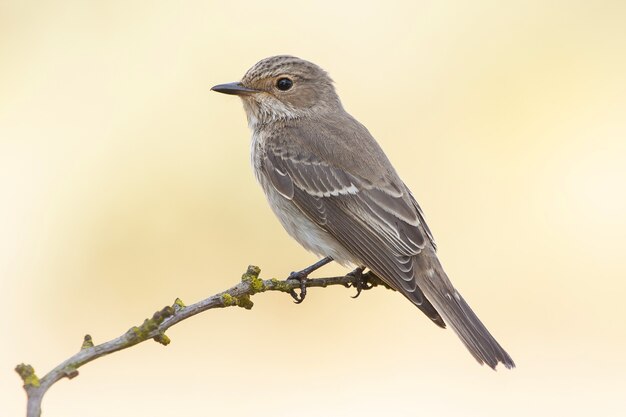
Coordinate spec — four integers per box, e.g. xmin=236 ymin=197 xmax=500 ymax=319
xmin=413 ymin=252 xmax=515 ymax=370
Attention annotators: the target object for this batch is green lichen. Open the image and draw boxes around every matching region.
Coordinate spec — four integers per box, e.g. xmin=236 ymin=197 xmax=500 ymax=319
xmin=221 ymin=293 xmax=235 ymax=306
xmin=153 ymin=333 xmax=171 ymax=346
xmin=241 ymin=265 xmax=264 ymax=294
xmin=156 ymin=306 xmax=175 ymax=322
xmin=81 ymin=334 xmax=94 ymax=350
xmin=237 ymin=294 xmax=254 ymax=310
xmin=130 ymin=323 xmax=149 ymax=341
xmin=250 ymin=276 xmax=264 ymax=292
xmin=221 ymin=292 xmax=254 ymax=310
xmin=15 ymin=363 xmax=40 ymax=388
xmin=130 ymin=306 xmax=175 ymax=341
xmin=173 ymin=297 xmax=186 ymax=309
xmin=270 ymin=278 xmax=292 ymax=292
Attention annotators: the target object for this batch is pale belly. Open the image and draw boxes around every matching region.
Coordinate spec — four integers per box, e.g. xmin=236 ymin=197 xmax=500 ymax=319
xmin=250 ymin=130 xmax=359 ymax=267
xmin=258 ymin=174 xmax=358 ymax=267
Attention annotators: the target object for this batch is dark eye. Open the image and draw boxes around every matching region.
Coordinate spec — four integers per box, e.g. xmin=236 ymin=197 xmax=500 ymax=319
xmin=276 ymin=78 xmax=293 ymax=91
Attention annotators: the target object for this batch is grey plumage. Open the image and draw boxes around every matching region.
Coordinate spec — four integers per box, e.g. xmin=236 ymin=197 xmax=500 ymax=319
xmin=212 ymin=55 xmax=515 ymax=370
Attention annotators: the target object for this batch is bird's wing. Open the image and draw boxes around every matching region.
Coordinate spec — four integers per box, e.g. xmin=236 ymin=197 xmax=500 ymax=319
xmin=262 ymin=133 xmax=445 ymax=326
xmin=261 ymin=122 xmax=517 ymax=369
xmin=265 ymin=141 xmax=426 ymax=263
xmin=406 ymin=188 xmax=437 ymax=251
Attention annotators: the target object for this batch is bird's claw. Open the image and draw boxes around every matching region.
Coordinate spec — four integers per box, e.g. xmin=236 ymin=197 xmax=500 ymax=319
xmin=346 ymin=267 xmax=372 ymax=298
xmin=288 ymin=270 xmax=308 ymax=304
xmin=285 ymin=257 xmax=333 ymax=304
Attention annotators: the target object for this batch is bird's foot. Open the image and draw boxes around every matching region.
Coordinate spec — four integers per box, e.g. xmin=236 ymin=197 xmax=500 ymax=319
xmin=287 ymin=270 xmax=309 ymax=304
xmin=287 ymin=257 xmax=333 ymax=304
xmin=345 ymin=267 xmax=373 ymax=298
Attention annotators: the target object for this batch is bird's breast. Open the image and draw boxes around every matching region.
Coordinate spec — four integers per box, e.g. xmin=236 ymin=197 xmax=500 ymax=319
xmin=249 ymin=130 xmax=266 ymax=183
xmin=248 ymin=129 xmax=357 ymax=267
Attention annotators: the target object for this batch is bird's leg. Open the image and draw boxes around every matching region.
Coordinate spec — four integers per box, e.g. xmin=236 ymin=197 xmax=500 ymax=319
xmin=287 ymin=256 xmax=333 ymax=304
xmin=346 ymin=266 xmax=374 ymax=298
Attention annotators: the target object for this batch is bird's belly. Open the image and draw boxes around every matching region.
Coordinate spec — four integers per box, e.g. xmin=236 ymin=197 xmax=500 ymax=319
xmin=260 ymin=177 xmax=357 ymax=267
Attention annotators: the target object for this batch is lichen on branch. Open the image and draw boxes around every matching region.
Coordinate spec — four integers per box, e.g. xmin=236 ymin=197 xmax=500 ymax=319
xmin=15 ymin=264 xmax=390 ymax=417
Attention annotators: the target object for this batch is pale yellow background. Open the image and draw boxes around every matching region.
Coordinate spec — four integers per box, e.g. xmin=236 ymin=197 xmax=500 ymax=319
xmin=2 ymin=1 xmax=625 ymax=416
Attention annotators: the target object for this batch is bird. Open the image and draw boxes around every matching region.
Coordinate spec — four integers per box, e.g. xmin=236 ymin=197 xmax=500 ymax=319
xmin=211 ymin=55 xmax=515 ymax=370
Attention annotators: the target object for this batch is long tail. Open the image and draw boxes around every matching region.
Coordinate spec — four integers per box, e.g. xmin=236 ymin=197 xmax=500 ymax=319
xmin=411 ymin=251 xmax=515 ymax=370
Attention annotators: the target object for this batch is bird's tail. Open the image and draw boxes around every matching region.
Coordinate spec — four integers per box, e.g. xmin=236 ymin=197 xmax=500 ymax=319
xmin=412 ymin=252 xmax=515 ymax=370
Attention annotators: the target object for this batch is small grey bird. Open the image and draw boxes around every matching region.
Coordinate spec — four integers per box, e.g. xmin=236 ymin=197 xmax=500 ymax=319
xmin=212 ymin=55 xmax=515 ymax=370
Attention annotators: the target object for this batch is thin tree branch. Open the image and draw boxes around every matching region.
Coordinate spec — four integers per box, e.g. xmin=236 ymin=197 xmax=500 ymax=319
xmin=16 ymin=265 xmax=391 ymax=417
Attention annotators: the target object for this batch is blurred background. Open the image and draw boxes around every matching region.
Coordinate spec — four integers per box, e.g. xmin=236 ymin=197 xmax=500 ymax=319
xmin=1 ymin=1 xmax=625 ymax=416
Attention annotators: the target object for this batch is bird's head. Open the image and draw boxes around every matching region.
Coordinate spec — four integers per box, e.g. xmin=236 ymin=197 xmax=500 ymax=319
xmin=211 ymin=55 xmax=341 ymax=128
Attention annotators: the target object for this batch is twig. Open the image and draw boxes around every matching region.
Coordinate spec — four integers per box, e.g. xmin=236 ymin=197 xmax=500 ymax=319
xmin=15 ymin=265 xmax=391 ymax=417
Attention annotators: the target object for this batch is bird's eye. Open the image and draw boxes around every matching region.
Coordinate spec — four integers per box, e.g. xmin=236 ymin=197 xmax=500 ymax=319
xmin=276 ymin=78 xmax=293 ymax=91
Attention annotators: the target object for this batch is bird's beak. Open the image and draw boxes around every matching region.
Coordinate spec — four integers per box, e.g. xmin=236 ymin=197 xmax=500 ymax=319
xmin=211 ymin=82 xmax=258 ymax=96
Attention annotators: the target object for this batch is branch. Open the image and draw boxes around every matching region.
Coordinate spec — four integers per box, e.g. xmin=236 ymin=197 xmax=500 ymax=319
xmin=15 ymin=265 xmax=391 ymax=417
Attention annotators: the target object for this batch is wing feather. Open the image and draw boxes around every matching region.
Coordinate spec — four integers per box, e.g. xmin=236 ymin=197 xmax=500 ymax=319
xmin=254 ymin=114 xmax=513 ymax=367
xmin=263 ymin=142 xmax=435 ymax=302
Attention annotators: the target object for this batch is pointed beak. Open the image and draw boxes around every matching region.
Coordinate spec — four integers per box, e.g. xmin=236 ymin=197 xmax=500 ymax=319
xmin=211 ymin=82 xmax=258 ymax=96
